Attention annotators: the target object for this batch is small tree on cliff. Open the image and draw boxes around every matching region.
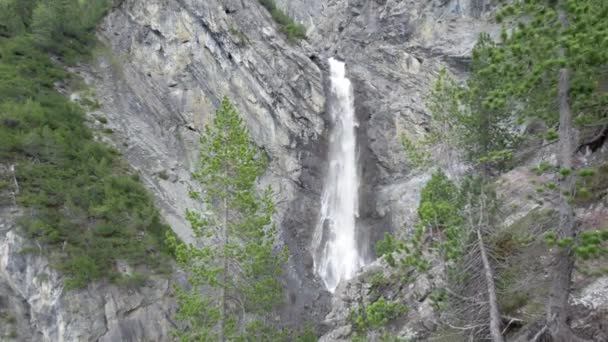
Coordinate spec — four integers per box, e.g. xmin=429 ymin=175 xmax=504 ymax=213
xmin=167 ymin=97 xmax=287 ymax=341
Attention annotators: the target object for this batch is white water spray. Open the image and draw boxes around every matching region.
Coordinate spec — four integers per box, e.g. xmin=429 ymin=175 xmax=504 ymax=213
xmin=312 ymin=58 xmax=365 ymax=293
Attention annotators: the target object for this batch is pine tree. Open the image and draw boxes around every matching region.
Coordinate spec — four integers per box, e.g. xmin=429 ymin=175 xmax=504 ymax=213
xmin=418 ymin=32 xmax=524 ymax=341
xmin=428 ymin=36 xmax=516 ymax=174
xmin=167 ymin=97 xmax=287 ymax=341
xmin=486 ymin=1 xmax=608 ymax=340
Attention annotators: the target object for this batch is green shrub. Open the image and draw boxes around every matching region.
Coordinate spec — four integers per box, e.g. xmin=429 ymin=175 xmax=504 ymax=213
xmin=375 ymin=233 xmax=399 ymax=266
xmin=31 ymin=0 xmax=110 ymax=58
xmin=62 ymin=254 xmax=101 ymax=290
xmin=257 ymin=0 xmax=306 ymax=41
xmin=369 ymin=271 xmax=388 ymax=289
xmin=294 ymin=324 xmax=317 ymax=342
xmin=258 ymin=0 xmax=276 ymax=11
xmin=350 ymin=297 xmax=407 ymax=332
xmin=282 ymin=22 xmax=307 ymax=41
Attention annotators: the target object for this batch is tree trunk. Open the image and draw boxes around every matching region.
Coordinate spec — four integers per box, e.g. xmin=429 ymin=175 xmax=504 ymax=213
xmin=467 ymin=190 xmax=504 ymax=342
xmin=477 ymin=226 xmax=504 ymax=342
xmin=220 ymin=196 xmax=228 ymax=342
xmin=546 ymin=5 xmax=586 ymax=341
xmin=476 ymin=191 xmax=504 ymax=342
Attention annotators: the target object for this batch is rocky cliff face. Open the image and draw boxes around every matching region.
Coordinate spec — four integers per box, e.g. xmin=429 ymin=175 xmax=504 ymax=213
xmin=0 ymin=184 xmax=178 ymax=341
xmin=1 ymin=0 xmax=606 ymax=341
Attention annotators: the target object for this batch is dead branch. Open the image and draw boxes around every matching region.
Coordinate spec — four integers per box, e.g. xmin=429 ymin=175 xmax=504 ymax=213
xmin=468 ymin=191 xmax=505 ymax=342
xmin=530 ymin=324 xmax=548 ymax=342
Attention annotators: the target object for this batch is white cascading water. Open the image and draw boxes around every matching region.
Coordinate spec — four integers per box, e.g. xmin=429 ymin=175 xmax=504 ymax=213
xmin=312 ymin=58 xmax=365 ymax=293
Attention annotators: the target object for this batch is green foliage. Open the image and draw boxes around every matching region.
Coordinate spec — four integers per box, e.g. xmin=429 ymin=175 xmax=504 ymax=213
xmin=0 ymin=0 xmax=38 ymax=36
xmin=376 ymin=171 xmax=466 ymax=276
xmin=401 ymin=135 xmax=430 ymax=169
xmin=0 ymin=8 xmax=172 ymax=290
xmin=531 ymin=161 xmax=555 ymax=175
xmin=61 ymin=254 xmax=101 ymax=290
xmin=350 ymin=297 xmax=407 ymax=332
xmin=545 ymin=128 xmax=559 ymax=141
xmin=418 ymin=171 xmax=461 ymax=229
xmin=573 ymin=163 xmax=608 ymax=203
xmin=577 ymin=168 xmax=596 ymax=178
xmin=428 ymin=47 xmax=517 ymax=172
xmin=429 ymin=288 xmax=448 ymax=310
xmin=574 ymin=229 xmax=608 ymax=260
xmin=170 ymin=97 xmax=287 ymax=340
xmin=426 ymin=68 xmax=461 ymax=146
xmin=417 ymin=171 xmax=465 ymax=261
xmin=294 ymin=324 xmax=317 ymax=342
xmin=31 ymin=0 xmax=109 ymax=57
xmin=0 ymin=0 xmax=110 ymax=61
xmin=478 ymin=8 xmax=608 ymax=323
xmin=375 ymin=233 xmax=400 ymax=267
xmin=257 ymin=0 xmax=306 ymax=42
xmin=492 ymin=0 xmax=608 ymax=127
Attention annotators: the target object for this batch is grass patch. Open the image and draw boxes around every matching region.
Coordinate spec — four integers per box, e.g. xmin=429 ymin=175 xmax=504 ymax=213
xmin=257 ymin=0 xmax=306 ymax=42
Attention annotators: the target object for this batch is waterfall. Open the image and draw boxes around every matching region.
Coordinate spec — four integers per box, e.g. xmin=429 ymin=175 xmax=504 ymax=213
xmin=312 ymin=58 xmax=365 ymax=293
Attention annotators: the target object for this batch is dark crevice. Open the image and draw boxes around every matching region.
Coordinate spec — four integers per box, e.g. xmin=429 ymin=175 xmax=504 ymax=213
xmin=147 ymin=27 xmax=163 ymax=38
xmin=578 ymin=125 xmax=608 ymax=153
